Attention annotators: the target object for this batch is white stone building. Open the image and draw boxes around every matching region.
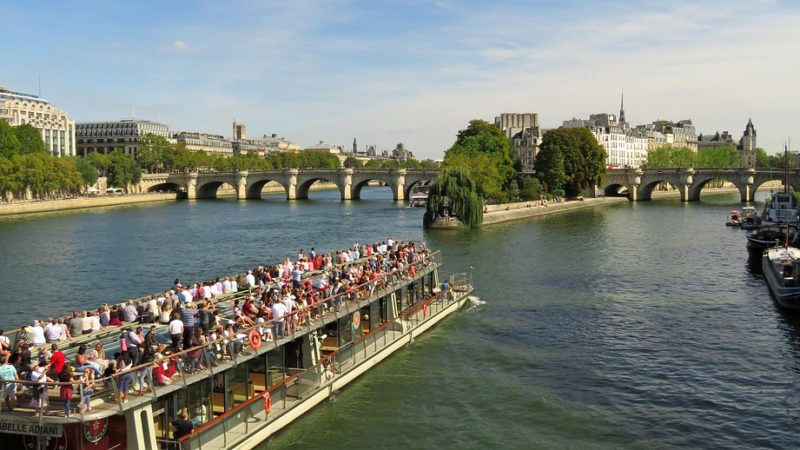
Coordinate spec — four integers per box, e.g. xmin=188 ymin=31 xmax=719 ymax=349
xmin=76 ymin=119 xmax=172 ymax=156
xmin=174 ymin=131 xmax=233 ymax=157
xmin=0 ymin=86 xmax=76 ymax=156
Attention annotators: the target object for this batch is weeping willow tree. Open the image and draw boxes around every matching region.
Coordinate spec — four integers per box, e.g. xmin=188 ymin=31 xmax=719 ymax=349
xmin=423 ymin=166 xmax=483 ymax=229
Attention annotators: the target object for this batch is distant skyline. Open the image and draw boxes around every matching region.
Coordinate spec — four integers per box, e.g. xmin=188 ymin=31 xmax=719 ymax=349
xmin=4 ymin=0 xmax=799 ymax=159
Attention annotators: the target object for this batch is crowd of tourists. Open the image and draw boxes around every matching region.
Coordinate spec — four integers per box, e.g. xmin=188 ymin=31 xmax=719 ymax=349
xmin=0 ymin=238 xmax=431 ymax=416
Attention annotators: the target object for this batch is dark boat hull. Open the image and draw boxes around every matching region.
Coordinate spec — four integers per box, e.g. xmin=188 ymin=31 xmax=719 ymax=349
xmin=762 ymin=254 xmax=800 ymax=309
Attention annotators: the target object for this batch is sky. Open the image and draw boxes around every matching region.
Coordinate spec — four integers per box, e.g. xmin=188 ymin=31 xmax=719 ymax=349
xmin=3 ymin=0 xmax=799 ymax=160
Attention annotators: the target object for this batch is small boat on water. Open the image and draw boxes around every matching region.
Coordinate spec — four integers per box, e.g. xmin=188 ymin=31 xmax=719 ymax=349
xmin=762 ymin=245 xmax=800 ymax=309
xmin=766 ymin=191 xmax=800 ymax=224
xmin=726 ymin=210 xmax=742 ymax=227
xmin=740 ymin=206 xmax=761 ymax=230
xmin=408 ymin=184 xmax=430 ymax=207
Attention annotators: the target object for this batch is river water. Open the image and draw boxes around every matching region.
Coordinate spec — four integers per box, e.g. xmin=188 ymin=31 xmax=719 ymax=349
xmin=0 ymin=188 xmax=796 ymax=449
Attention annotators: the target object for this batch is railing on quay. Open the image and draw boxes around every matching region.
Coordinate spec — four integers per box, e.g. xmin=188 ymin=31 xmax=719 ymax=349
xmin=177 ymin=273 xmax=470 ymax=450
xmin=0 ymin=249 xmax=441 ymax=423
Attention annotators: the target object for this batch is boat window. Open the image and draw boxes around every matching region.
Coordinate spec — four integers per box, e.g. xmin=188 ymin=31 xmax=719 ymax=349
xmin=186 ymin=378 xmax=213 ymax=427
xmin=266 ymin=347 xmax=285 ymax=388
xmin=228 ymin=363 xmax=253 ymax=409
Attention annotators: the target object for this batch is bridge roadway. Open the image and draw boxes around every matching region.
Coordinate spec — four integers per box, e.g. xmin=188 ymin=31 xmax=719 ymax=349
xmin=138 ymin=168 xmax=437 ymax=201
xmin=594 ymin=167 xmax=795 ymax=202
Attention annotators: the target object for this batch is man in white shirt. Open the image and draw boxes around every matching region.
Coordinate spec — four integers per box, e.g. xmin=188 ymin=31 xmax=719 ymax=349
xmin=168 ymin=314 xmax=184 ymax=354
xmin=245 ymin=271 xmax=256 ymax=289
xmin=30 ymin=321 xmax=46 ymax=346
xmin=270 ymin=301 xmax=288 ymax=339
xmin=89 ymin=312 xmax=102 ymax=332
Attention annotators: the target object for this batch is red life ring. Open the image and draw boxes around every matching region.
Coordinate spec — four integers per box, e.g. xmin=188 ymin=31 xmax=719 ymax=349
xmin=263 ymin=391 xmax=272 ymax=415
xmin=248 ymin=330 xmax=262 ymax=350
xmin=352 ymin=311 xmax=361 ymax=329
xmin=422 ymin=303 xmax=429 ymax=317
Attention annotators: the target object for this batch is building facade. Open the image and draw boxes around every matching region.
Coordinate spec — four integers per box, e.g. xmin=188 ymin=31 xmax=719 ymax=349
xmin=174 ymin=132 xmax=233 ymax=157
xmin=232 ymin=121 xmax=246 ymax=140
xmin=494 ymin=112 xmax=541 ymax=172
xmin=697 ymin=130 xmax=736 ymax=149
xmin=76 ymin=120 xmax=171 ymax=156
xmin=0 ymin=86 xmax=76 ymax=156
xmin=562 ymin=111 xmax=648 ymax=168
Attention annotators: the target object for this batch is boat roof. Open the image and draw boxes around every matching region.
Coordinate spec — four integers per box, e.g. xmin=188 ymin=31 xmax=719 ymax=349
xmin=729 ymin=210 xmax=741 ymax=214
xmin=742 ymin=206 xmax=756 ymax=212
xmin=766 ymin=246 xmax=800 ymax=261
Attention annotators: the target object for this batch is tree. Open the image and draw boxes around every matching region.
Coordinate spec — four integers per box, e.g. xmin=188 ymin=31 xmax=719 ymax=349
xmin=518 ymin=176 xmax=542 ymax=200
xmin=137 ymin=134 xmax=172 ymax=173
xmin=424 ymin=166 xmax=483 ymax=229
xmin=643 ymin=145 xmax=697 ymax=168
xmin=443 ymin=119 xmax=516 ymax=202
xmin=15 ymin=124 xmax=46 ymax=155
xmin=0 ymin=121 xmax=21 ymax=158
xmin=106 ymin=151 xmax=141 ymax=188
xmin=343 ymin=156 xmax=363 ymax=168
xmin=535 ymin=128 xmax=606 ymax=197
xmin=756 ymin=148 xmax=770 ymax=168
xmin=73 ymin=157 xmax=98 ymax=187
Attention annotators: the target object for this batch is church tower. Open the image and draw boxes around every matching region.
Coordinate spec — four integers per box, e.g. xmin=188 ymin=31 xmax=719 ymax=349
xmin=353 ymin=137 xmax=358 ymax=154
xmin=738 ymin=118 xmax=757 ymax=168
xmin=619 ymin=91 xmax=626 ymax=125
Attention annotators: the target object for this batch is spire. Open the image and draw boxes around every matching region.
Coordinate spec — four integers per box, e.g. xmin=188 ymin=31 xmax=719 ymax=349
xmin=619 ymin=90 xmax=626 ymax=125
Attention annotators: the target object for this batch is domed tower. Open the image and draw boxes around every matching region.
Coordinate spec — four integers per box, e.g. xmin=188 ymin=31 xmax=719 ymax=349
xmin=739 ymin=118 xmax=757 ymax=168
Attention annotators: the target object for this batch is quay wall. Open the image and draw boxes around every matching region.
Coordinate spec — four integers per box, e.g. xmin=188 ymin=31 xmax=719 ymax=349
xmin=0 ymin=193 xmax=177 ymax=217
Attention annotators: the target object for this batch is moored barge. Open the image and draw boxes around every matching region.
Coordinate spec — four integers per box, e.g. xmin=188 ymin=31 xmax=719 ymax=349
xmin=0 ymin=242 xmax=473 ymax=449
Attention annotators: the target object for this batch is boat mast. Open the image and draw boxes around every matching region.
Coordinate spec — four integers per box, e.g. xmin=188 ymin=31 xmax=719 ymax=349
xmin=785 ymin=142 xmax=790 ymax=248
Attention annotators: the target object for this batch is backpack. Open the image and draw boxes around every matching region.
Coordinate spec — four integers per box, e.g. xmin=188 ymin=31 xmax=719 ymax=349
xmin=120 ymin=333 xmax=128 ymax=352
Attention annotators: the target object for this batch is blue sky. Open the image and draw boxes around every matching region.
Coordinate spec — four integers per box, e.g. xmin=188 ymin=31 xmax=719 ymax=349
xmin=3 ymin=0 xmax=799 ymax=159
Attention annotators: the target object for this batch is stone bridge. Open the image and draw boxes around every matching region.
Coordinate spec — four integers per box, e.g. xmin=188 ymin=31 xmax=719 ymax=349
xmin=593 ymin=168 xmax=799 ymax=202
xmin=138 ymin=169 xmax=437 ymax=201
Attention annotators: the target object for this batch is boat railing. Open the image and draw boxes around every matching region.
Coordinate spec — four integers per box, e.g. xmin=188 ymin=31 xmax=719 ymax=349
xmin=177 ymin=272 xmax=470 ymax=450
xmin=0 ymin=250 xmax=442 ymax=421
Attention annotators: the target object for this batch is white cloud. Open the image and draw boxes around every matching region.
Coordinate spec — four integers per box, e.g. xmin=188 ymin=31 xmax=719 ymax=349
xmin=172 ymin=40 xmax=187 ymax=51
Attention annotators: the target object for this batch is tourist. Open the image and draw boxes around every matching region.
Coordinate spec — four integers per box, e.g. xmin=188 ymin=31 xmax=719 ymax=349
xmin=58 ymin=363 xmax=75 ymax=417
xmin=0 ymin=329 xmax=9 ymax=353
xmin=81 ymin=311 xmax=92 ymax=335
xmin=169 ymin=313 xmax=184 ymax=354
xmin=88 ymin=343 xmax=109 ymax=372
xmin=69 ymin=312 xmax=83 ymax=337
xmin=172 ymin=410 xmax=195 ymax=441
xmin=30 ymin=361 xmax=49 ymax=413
xmin=79 ymin=366 xmax=95 ymax=412
xmin=270 ymin=299 xmax=288 ymax=339
xmin=50 ymin=343 xmax=66 ymax=377
xmin=75 ymin=344 xmax=102 ymax=377
xmin=159 ymin=300 xmax=173 ymax=324
xmin=181 ymin=302 xmax=198 ymax=351
xmin=30 ymin=320 xmax=47 ymax=346
xmin=98 ymin=304 xmax=110 ymax=326
xmin=245 ymin=270 xmax=256 ymax=289
xmin=109 ymin=305 xmax=123 ymax=326
xmin=0 ymin=354 xmax=19 ymax=411
xmin=115 ymin=352 xmax=134 ymax=403
xmin=89 ymin=311 xmax=102 ymax=333
xmin=148 ymin=295 xmax=160 ymax=320
xmin=123 ymin=301 xmax=139 ymax=323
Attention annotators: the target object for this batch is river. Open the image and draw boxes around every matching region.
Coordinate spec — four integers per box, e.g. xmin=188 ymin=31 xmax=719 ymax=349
xmin=0 ymin=188 xmax=795 ymax=449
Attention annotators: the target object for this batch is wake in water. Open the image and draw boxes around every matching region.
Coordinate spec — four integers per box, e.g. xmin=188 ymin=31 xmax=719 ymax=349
xmin=466 ymin=295 xmax=486 ymax=311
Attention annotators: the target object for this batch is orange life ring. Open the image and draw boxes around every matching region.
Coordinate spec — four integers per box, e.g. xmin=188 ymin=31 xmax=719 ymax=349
xmin=263 ymin=391 xmax=272 ymax=415
xmin=248 ymin=330 xmax=262 ymax=350
xmin=422 ymin=303 xmax=429 ymax=317
xmin=352 ymin=311 xmax=361 ymax=329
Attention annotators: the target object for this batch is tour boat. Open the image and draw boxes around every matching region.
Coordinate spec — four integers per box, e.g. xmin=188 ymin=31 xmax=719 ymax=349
xmin=726 ymin=210 xmax=742 ymax=227
xmin=762 ymin=245 xmax=800 ymax=309
xmin=765 ymin=191 xmax=800 ymax=224
xmin=408 ymin=185 xmax=430 ymax=208
xmin=0 ymin=243 xmax=473 ymax=450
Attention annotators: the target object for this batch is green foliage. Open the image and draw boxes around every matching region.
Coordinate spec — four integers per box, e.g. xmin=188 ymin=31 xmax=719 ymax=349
xmin=15 ymin=124 xmax=46 ymax=155
xmin=534 ymin=128 xmax=607 ymax=197
xmin=443 ymin=119 xmax=516 ymax=202
xmin=424 ymin=166 xmax=483 ymax=229
xmin=344 ymin=156 xmax=364 ymax=168
xmin=518 ymin=176 xmax=542 ymax=200
xmin=643 ymin=145 xmax=697 ymax=168
xmin=695 ymin=146 xmax=740 ymax=168
xmin=73 ymin=157 xmax=99 ymax=186
xmin=0 ymin=153 xmax=84 ymax=200
xmin=756 ymin=148 xmax=770 ymax=168
xmin=267 ymin=151 xmax=340 ymax=169
xmin=136 ymin=134 xmax=173 ymax=173
xmin=0 ymin=121 xmax=21 ymax=158
xmin=102 ymin=151 xmax=141 ymax=188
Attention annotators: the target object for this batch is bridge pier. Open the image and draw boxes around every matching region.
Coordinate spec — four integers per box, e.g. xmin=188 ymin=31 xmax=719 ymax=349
xmin=286 ymin=169 xmax=299 ymax=200
xmin=186 ymin=173 xmax=198 ymax=200
xmin=391 ymin=169 xmax=407 ymax=201
xmin=339 ymin=168 xmax=353 ymax=201
xmin=235 ymin=171 xmax=249 ymax=200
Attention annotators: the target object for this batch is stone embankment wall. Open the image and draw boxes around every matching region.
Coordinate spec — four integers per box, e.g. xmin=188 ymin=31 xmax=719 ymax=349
xmin=0 ymin=193 xmax=176 ymax=217
xmin=482 ymin=197 xmax=628 ymax=225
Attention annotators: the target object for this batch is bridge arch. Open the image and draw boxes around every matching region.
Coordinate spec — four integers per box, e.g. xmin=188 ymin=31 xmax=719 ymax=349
xmin=686 ymin=174 xmax=747 ymax=202
xmin=146 ymin=182 xmax=183 ymax=194
xmin=351 ymin=178 xmax=393 ymax=200
xmin=195 ymin=181 xmax=239 ymax=200
xmin=296 ymin=177 xmax=341 ymax=200
xmin=245 ymin=178 xmax=289 ymax=200
xmin=603 ymin=183 xmax=630 ymax=197
xmin=403 ymin=178 xmax=434 ymax=201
